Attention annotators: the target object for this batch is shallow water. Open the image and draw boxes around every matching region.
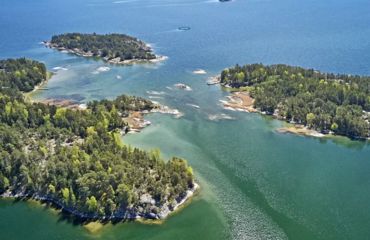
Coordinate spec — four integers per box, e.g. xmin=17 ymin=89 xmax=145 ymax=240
xmin=1 ymin=0 xmax=370 ymax=239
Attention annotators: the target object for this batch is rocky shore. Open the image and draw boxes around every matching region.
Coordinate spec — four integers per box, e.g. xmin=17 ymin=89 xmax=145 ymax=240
xmin=0 ymin=182 xmax=199 ymax=221
xmin=123 ymin=104 xmax=184 ymax=133
xmin=276 ymin=125 xmax=326 ymax=138
xmin=123 ymin=111 xmax=152 ymax=133
xmin=220 ymin=91 xmax=256 ymax=113
xmin=150 ymin=104 xmax=184 ymax=118
xmin=207 ymin=75 xmax=221 ymax=85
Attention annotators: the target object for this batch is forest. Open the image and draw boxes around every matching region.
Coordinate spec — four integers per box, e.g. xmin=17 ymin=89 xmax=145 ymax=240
xmin=221 ymin=63 xmax=370 ymax=139
xmin=0 ymin=58 xmax=194 ymax=219
xmin=49 ymin=33 xmax=156 ymax=61
xmin=0 ymin=58 xmax=47 ymax=92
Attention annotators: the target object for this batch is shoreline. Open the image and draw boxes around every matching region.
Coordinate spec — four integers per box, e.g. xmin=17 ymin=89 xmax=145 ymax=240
xmin=220 ymin=91 xmax=256 ymax=113
xmin=0 ymin=182 xmax=199 ymax=223
xmin=220 ymin=90 xmax=337 ymax=139
xmin=276 ymin=125 xmax=326 ymax=138
xmin=43 ymin=41 xmax=167 ymax=65
xmin=125 ymin=104 xmax=184 ymax=133
xmin=123 ymin=111 xmax=152 ymax=133
xmin=23 ymin=71 xmax=53 ymax=100
xmin=206 ymin=75 xmax=221 ymax=85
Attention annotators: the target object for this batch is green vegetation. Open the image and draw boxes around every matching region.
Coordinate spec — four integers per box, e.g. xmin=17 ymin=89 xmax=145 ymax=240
xmin=48 ymin=33 xmax=156 ymax=61
xmin=221 ymin=63 xmax=370 ymax=139
xmin=0 ymin=58 xmax=194 ymax=219
xmin=0 ymin=58 xmax=47 ymax=92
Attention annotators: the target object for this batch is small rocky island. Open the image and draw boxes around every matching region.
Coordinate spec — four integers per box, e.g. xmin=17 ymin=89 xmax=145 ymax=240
xmin=44 ymin=33 xmax=167 ymax=64
xmin=220 ymin=63 xmax=370 ymax=139
xmin=0 ymin=58 xmax=197 ymax=221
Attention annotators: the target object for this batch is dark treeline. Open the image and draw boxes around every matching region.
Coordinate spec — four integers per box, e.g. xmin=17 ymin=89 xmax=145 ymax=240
xmin=50 ymin=33 xmax=156 ymax=61
xmin=221 ymin=63 xmax=370 ymax=139
xmin=0 ymin=59 xmax=194 ymax=219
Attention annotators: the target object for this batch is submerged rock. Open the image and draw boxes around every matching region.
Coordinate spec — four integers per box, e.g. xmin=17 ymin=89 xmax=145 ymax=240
xmin=174 ymin=83 xmax=192 ymax=91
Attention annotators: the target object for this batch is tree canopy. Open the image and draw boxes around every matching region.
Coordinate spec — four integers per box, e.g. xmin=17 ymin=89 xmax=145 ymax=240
xmin=0 ymin=58 xmax=47 ymax=92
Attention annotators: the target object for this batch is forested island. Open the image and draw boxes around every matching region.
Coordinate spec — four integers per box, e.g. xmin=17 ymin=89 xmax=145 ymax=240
xmin=0 ymin=58 xmax=196 ymax=220
xmin=220 ymin=63 xmax=370 ymax=139
xmin=45 ymin=33 xmax=166 ymax=64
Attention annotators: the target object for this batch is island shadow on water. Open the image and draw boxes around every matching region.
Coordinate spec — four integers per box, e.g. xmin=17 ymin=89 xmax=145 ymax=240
xmin=7 ymin=188 xmax=201 ymax=235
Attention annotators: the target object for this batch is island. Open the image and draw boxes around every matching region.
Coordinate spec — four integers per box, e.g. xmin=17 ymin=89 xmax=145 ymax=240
xmin=220 ymin=63 xmax=370 ymax=139
xmin=0 ymin=58 xmax=197 ymax=221
xmin=44 ymin=33 xmax=167 ymax=64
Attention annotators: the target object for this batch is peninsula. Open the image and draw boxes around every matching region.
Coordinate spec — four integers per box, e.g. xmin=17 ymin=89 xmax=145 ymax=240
xmin=44 ymin=33 xmax=166 ymax=64
xmin=220 ymin=63 xmax=370 ymax=139
xmin=0 ymin=58 xmax=197 ymax=221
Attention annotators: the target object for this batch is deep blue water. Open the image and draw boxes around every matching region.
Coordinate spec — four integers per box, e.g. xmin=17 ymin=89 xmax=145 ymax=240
xmin=2 ymin=0 xmax=370 ymax=75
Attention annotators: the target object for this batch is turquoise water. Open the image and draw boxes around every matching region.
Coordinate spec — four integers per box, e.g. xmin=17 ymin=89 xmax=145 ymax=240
xmin=1 ymin=0 xmax=370 ymax=239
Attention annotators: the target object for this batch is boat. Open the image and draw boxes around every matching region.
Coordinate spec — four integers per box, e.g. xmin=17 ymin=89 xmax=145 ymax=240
xmin=178 ymin=26 xmax=191 ymax=31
